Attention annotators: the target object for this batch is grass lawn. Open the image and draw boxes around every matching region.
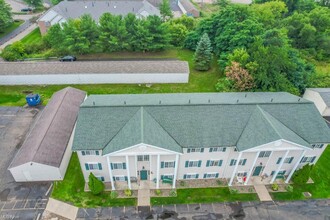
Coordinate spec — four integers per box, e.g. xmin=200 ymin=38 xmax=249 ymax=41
xmin=20 ymin=28 xmax=42 ymax=45
xmin=0 ymin=20 xmax=24 ymax=39
xmin=271 ymin=145 xmax=330 ymax=200
xmin=151 ymin=188 xmax=258 ymax=205
xmin=51 ymin=152 xmax=136 ymax=207
xmin=0 ymin=49 xmax=221 ymax=106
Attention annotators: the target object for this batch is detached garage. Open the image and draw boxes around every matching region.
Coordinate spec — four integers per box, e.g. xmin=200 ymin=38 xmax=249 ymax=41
xmin=8 ymin=87 xmax=86 ymax=182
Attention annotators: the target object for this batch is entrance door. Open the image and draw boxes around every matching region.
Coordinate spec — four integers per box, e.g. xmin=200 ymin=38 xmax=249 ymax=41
xmin=252 ymin=166 xmax=263 ymax=176
xmin=140 ymin=170 xmax=148 ymax=180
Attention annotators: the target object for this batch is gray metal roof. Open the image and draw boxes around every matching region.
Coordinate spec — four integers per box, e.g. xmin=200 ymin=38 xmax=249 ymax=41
xmin=9 ymin=87 xmax=86 ymax=168
xmin=72 ymin=92 xmax=330 ymax=154
xmin=39 ymin=0 xmax=160 ymax=22
xmin=0 ymin=61 xmax=189 ymax=75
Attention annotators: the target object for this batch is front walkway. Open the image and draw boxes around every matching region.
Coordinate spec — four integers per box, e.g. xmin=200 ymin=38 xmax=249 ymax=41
xmin=137 ymin=181 xmax=151 ymax=207
xmin=253 ymin=185 xmax=273 ymax=202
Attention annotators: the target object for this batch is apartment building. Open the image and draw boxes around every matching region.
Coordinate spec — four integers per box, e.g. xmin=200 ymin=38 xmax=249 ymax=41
xmin=72 ymin=92 xmax=330 ymax=189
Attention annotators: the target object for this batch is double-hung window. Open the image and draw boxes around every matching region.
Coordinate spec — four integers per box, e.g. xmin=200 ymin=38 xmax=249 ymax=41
xmin=312 ymin=144 xmax=324 ymax=149
xmin=187 ymin=148 xmax=204 ymax=153
xmin=185 ymin=160 xmax=201 ymax=167
xmin=209 ymin=147 xmax=226 ymax=152
xmin=137 ymin=155 xmax=149 ymax=161
xmin=284 ymin=157 xmax=294 ymax=164
xmin=238 ymin=159 xmax=247 ymax=166
xmin=81 ymin=150 xmax=99 ymax=156
xmin=300 ymin=156 xmax=316 ymax=163
xmin=258 ymin=151 xmax=271 ymax=158
xmin=161 ymin=161 xmax=175 ymax=168
xmin=203 ymin=173 xmax=219 ymax=179
xmin=183 ymin=173 xmax=199 ymax=179
xmin=85 ymin=162 xmax=102 ymax=170
xmin=206 ymin=159 xmax=223 ymax=167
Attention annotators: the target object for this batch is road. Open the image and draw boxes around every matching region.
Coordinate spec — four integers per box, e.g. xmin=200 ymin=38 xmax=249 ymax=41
xmin=76 ymin=199 xmax=330 ymax=219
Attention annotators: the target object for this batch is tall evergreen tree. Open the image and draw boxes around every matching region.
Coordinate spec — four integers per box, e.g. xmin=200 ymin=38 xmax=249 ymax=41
xmin=0 ymin=0 xmax=13 ymax=33
xmin=159 ymin=0 xmax=173 ymax=21
xmin=193 ymin=33 xmax=212 ymax=71
xmin=88 ymin=173 xmax=104 ymax=195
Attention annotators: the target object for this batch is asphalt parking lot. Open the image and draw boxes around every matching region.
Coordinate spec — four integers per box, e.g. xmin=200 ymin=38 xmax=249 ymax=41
xmin=76 ymin=199 xmax=330 ymax=220
xmin=0 ymin=107 xmax=50 ymax=220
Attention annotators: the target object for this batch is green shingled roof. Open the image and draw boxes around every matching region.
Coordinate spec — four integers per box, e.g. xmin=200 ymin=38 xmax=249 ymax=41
xmin=72 ymin=92 xmax=330 ymax=154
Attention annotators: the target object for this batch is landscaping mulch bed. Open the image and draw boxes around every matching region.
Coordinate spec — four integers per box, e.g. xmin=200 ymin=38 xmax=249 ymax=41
xmin=176 ymin=179 xmax=228 ymax=189
xmin=117 ymin=190 xmax=138 ymax=198
xmin=266 ymin=184 xmax=288 ymax=193
xmin=150 ymin=189 xmax=176 ymax=197
xmin=229 ymin=186 xmax=256 ymax=194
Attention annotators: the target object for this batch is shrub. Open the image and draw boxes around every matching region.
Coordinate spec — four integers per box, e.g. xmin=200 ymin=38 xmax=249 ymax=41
xmin=170 ymin=189 xmax=177 ymax=197
xmin=286 ymin=185 xmax=294 ymax=193
xmin=271 ymin=183 xmax=279 ymax=191
xmin=230 ymin=188 xmax=238 ymax=194
xmin=292 ymin=164 xmax=313 ymax=184
xmin=88 ymin=173 xmax=104 ymax=195
xmin=248 ymin=188 xmax=253 ymax=193
xmin=1 ymin=41 xmax=26 ymax=61
xmin=110 ymin=191 xmax=118 ymax=199
xmin=216 ymin=179 xmax=223 ymax=186
xmin=179 ymin=181 xmax=185 ymax=187
xmin=155 ymin=189 xmax=162 ymax=196
xmin=124 ymin=189 xmax=132 ymax=197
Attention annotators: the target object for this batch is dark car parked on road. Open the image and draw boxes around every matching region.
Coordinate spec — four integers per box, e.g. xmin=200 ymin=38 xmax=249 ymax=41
xmin=21 ymin=8 xmax=32 ymax=12
xmin=59 ymin=56 xmax=77 ymax=62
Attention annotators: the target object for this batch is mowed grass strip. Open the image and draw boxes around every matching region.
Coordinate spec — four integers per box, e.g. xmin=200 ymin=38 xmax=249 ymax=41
xmin=0 ymin=49 xmax=220 ymax=106
xmin=52 ymin=153 xmax=136 ymax=207
xmin=271 ymin=145 xmax=330 ymax=200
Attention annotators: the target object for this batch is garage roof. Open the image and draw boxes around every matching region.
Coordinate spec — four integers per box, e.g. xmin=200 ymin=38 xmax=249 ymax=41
xmin=0 ymin=61 xmax=189 ymax=75
xmin=9 ymin=87 xmax=86 ymax=168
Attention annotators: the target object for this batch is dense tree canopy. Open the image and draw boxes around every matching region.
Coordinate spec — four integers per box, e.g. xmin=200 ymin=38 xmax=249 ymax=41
xmin=0 ymin=0 xmax=13 ymax=32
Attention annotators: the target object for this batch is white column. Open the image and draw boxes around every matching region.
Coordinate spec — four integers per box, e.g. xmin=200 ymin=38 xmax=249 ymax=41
xmin=228 ymin=152 xmax=242 ymax=186
xmin=149 ymin=154 xmax=152 ymax=180
xmin=126 ymin=155 xmax=131 ymax=189
xmin=156 ymin=154 xmax=160 ymax=189
xmin=106 ymin=156 xmax=115 ymax=190
xmin=285 ymin=150 xmax=306 ymax=183
xmin=172 ymin=154 xmax=179 ymax=188
xmin=271 ymin=150 xmax=289 ymax=183
xmin=135 ymin=155 xmax=138 ymax=177
xmin=244 ymin=151 xmax=260 ymax=185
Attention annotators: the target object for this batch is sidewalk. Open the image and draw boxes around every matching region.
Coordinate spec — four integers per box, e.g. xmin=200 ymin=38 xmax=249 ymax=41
xmin=0 ymin=23 xmax=37 ymax=49
xmin=254 ymin=185 xmax=273 ymax=202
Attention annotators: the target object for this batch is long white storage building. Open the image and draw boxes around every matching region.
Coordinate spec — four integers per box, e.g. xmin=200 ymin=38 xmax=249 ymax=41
xmin=0 ymin=61 xmax=190 ymax=85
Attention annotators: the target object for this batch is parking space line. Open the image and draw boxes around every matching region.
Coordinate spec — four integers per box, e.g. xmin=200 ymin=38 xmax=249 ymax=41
xmin=187 ymin=204 xmax=189 ymax=212
xmin=1 ymin=202 xmax=6 ymax=211
xmin=23 ymin=199 xmax=28 ymax=209
xmin=211 ymin=203 xmax=215 ymax=213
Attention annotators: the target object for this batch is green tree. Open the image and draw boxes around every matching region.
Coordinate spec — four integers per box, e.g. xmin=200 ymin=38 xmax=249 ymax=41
xmin=167 ymin=23 xmax=188 ymax=47
xmin=193 ymin=33 xmax=212 ymax=71
xmin=292 ymin=164 xmax=313 ymax=184
xmin=88 ymin=173 xmax=104 ymax=195
xmin=159 ymin=0 xmax=173 ymax=21
xmin=98 ymin=13 xmax=128 ymax=52
xmin=0 ymin=0 xmax=12 ymax=32
xmin=1 ymin=41 xmax=26 ymax=61
xmin=44 ymin=23 xmax=66 ymax=53
xmin=170 ymin=15 xmax=196 ymax=31
xmin=80 ymin=14 xmax=100 ymax=53
xmin=62 ymin=19 xmax=89 ymax=54
xmin=145 ymin=15 xmax=170 ymax=51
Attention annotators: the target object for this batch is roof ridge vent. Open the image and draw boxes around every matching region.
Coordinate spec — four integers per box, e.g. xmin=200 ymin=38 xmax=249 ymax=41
xmin=189 ymin=99 xmax=191 ymax=104
xmin=237 ymin=99 xmax=239 ymax=103
xmin=208 ymin=99 xmax=210 ymax=103
xmin=298 ymin=98 xmax=301 ymax=101
xmin=245 ymin=94 xmax=247 ymax=98
xmin=159 ymin=100 xmax=161 ymax=104
xmin=124 ymin=101 xmax=126 ymax=105
xmin=93 ymin=101 xmax=95 ymax=106
xmin=271 ymin=98 xmax=273 ymax=102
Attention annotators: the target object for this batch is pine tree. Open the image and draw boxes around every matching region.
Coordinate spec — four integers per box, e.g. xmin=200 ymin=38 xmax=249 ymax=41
xmin=193 ymin=33 xmax=212 ymax=71
xmin=88 ymin=173 xmax=105 ymax=195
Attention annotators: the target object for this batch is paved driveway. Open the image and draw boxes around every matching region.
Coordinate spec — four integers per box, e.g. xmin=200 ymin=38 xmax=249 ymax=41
xmin=76 ymin=199 xmax=330 ymax=219
xmin=0 ymin=107 xmax=51 ymax=220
